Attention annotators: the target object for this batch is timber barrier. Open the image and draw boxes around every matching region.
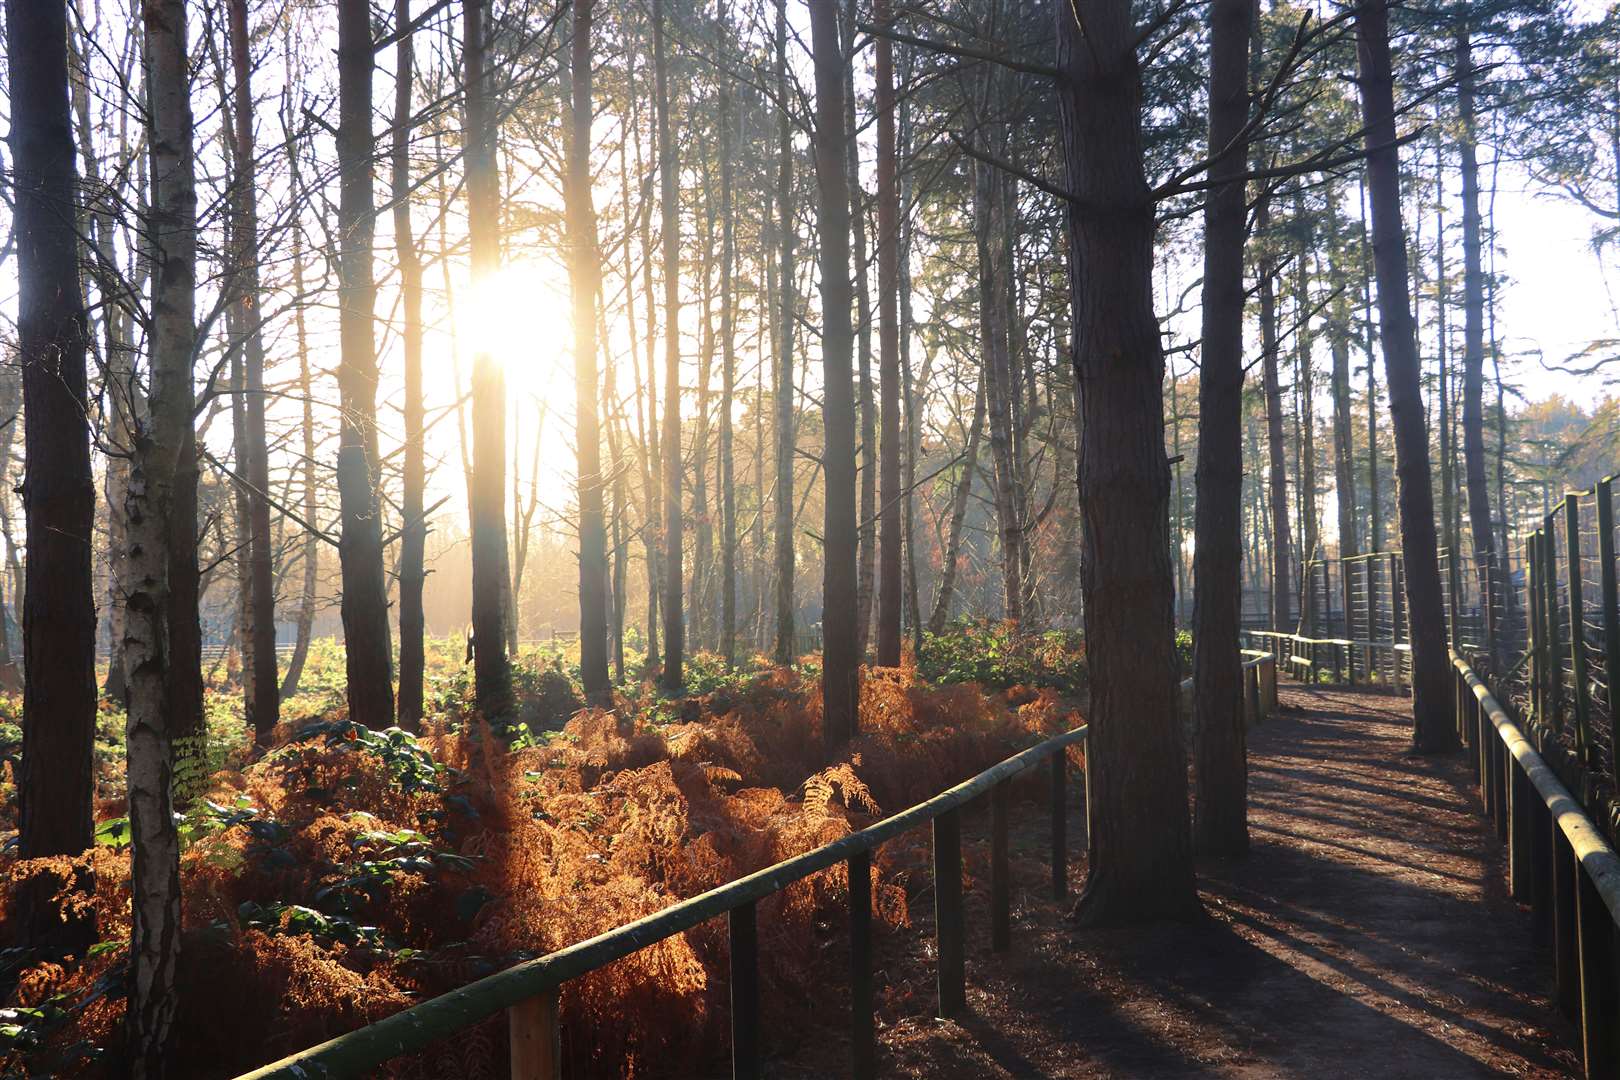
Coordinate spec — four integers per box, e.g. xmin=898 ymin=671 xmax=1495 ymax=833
xmin=234 ymin=656 xmax=1277 ymax=1079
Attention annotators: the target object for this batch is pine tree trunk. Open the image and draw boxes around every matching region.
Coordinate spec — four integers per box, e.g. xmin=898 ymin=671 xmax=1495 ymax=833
xmin=227 ymin=0 xmax=280 ymax=745
xmin=1456 ymin=24 xmax=1496 ymax=663
xmin=464 ymin=0 xmax=511 ymax=716
xmin=127 ymin=0 xmax=193 ymax=1062
xmin=1191 ymin=0 xmax=1253 ymax=858
xmin=12 ymin=0 xmax=97 ymax=866
xmin=393 ymin=0 xmax=426 ymax=729
xmin=809 ymin=0 xmax=860 ymax=748
xmin=976 ymin=157 xmax=1023 ymax=625
xmin=1355 ymin=0 xmax=1456 ymax=752
xmin=280 ymin=98 xmax=319 ymax=701
xmin=1056 ymin=0 xmax=1198 ymax=924
xmin=1259 ymin=197 xmax=1292 ymax=630
xmin=1294 ymin=216 xmax=1318 ymax=635
xmin=772 ymin=0 xmax=798 ymax=665
xmin=843 ymin=0 xmax=876 ymax=655
xmin=873 ymin=0 xmax=903 ymax=665
xmin=718 ymin=0 xmax=740 ymax=669
xmin=336 ymin=0 xmax=396 ymax=728
xmin=1331 ymin=232 xmax=1360 ymax=566
xmin=1361 ymin=175 xmax=1382 ymax=554
xmin=568 ymin=0 xmax=611 ymax=702
xmin=928 ymin=383 xmax=985 ymax=635
xmin=653 ymin=0 xmax=685 ymax=688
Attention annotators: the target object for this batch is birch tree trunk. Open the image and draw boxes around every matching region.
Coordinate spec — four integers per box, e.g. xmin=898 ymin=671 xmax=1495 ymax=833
xmin=127 ymin=0 xmax=194 ymax=1062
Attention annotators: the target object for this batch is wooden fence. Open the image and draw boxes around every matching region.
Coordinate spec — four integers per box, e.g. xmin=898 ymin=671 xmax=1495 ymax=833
xmin=234 ymin=656 xmax=1277 ymax=1079
xmin=1452 ymin=652 xmax=1620 ymax=1078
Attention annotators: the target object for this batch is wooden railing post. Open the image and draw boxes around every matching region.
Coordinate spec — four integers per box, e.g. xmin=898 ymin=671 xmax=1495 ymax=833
xmin=1546 ymin=522 xmax=1566 ymax=735
xmin=1577 ymin=863 xmax=1620 ymax=1076
xmin=1555 ymin=825 xmax=1582 ymax=1019
xmin=848 ymin=852 xmax=874 ymax=1080
xmin=1245 ymin=664 xmax=1260 ymax=726
xmin=1532 ymin=788 xmax=1554 ymax=947
xmin=729 ymin=902 xmax=759 ymax=1080
xmin=1598 ymin=477 xmax=1620 ymax=782
xmin=1566 ymin=494 xmax=1594 ymax=760
xmin=509 ymin=989 xmax=561 ymax=1080
xmin=1528 ymin=533 xmax=1543 ymax=732
xmin=1510 ymin=755 xmax=1534 ymax=905
xmin=934 ymin=808 xmax=965 ymax=1018
xmin=991 ymin=780 xmax=1010 ymax=952
xmin=1390 ymin=552 xmax=1406 ymax=690
xmin=1051 ymin=751 xmax=1068 ymax=900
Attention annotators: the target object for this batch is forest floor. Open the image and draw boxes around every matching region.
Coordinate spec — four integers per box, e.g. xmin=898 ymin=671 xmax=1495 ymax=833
xmin=767 ymin=685 xmax=1582 ymax=1079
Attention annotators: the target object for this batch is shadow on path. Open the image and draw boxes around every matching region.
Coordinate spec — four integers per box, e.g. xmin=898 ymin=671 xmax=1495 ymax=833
xmin=777 ymin=684 xmax=1581 ymax=1078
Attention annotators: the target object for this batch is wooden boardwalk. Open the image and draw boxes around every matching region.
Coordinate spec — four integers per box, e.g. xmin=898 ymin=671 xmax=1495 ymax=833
xmin=779 ymin=685 xmax=1581 ymax=1078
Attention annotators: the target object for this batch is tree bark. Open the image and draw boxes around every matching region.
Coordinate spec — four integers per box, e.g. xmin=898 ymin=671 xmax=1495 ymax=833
xmin=872 ymin=0 xmax=903 ymax=665
xmin=1258 ymin=197 xmax=1292 ymax=631
xmin=11 ymin=0 xmax=96 ymax=866
xmin=1456 ymin=24 xmax=1496 ymax=663
xmin=928 ymin=382 xmax=985 ymax=635
xmin=568 ymin=0 xmax=611 ymax=702
xmin=1056 ymin=0 xmax=1198 ymax=923
xmin=393 ymin=0 xmax=426 ymax=729
xmin=809 ymin=0 xmax=860 ymax=749
xmin=772 ymin=0 xmax=797 ymax=665
xmin=718 ymin=0 xmax=740 ymax=669
xmin=653 ymin=0 xmax=684 ymax=689
xmin=1293 ymin=209 xmax=1318 ymax=635
xmin=227 ymin=0 xmax=280 ymax=745
xmin=1355 ymin=0 xmax=1456 ymax=752
xmin=1191 ymin=0 xmax=1253 ymax=858
xmin=464 ymin=0 xmax=511 ymax=716
xmin=127 ymin=0 xmax=193 ymax=1063
xmin=976 ymin=156 xmax=1024 ymax=626
xmin=336 ymin=0 xmax=395 ymax=728
xmin=280 ymin=91 xmax=319 ymax=701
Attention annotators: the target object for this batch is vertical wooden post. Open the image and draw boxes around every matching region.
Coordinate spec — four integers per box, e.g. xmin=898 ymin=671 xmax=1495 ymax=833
xmin=729 ymin=901 xmax=759 ymax=1080
xmin=1051 ymin=750 xmax=1067 ymax=900
xmin=1598 ymin=477 xmax=1620 ymax=781
xmin=1390 ymin=552 xmax=1406 ymax=690
xmin=1577 ymin=862 xmax=1619 ymax=1077
xmin=991 ymin=779 xmax=1010 ymax=952
xmin=1555 ymin=825 xmax=1582 ymax=1019
xmin=1493 ymin=733 xmax=1509 ymax=844
xmin=1510 ymin=744 xmax=1537 ymax=902
xmin=934 ymin=808 xmax=964 ymax=1018
xmin=1528 ymin=534 xmax=1543 ymax=732
xmin=1566 ymin=495 xmax=1593 ymax=759
xmin=1532 ymin=791 xmax=1553 ymax=946
xmin=509 ymin=988 xmax=561 ymax=1080
xmin=848 ymin=851 xmax=874 ymax=1080
xmin=1246 ymin=663 xmax=1260 ymax=726
xmin=1546 ymin=522 xmax=1565 ymax=734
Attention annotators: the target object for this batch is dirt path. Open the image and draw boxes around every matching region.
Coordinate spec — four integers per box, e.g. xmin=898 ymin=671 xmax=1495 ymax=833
xmin=773 ymin=685 xmax=1580 ymax=1078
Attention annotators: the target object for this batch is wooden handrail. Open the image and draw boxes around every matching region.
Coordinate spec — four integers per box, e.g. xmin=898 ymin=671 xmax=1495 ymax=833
xmin=1451 ymin=651 xmax=1620 ymax=1076
xmin=1452 ymin=655 xmax=1620 ymax=925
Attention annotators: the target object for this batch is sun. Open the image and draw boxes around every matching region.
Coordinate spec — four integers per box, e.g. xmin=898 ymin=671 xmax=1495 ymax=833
xmin=462 ymin=260 xmax=575 ymax=407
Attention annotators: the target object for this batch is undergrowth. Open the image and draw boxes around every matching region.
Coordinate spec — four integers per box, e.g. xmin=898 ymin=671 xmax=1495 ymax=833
xmin=0 ymin=630 xmax=1084 ymax=1078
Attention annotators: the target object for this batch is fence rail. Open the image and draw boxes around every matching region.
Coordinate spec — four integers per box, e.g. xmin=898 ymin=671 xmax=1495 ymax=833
xmin=1451 ymin=652 xmax=1620 ymax=1077
xmin=236 ymin=656 xmax=1277 ymax=1079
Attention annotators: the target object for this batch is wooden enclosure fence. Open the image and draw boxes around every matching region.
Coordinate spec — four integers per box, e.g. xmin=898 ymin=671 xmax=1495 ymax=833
xmin=234 ymin=657 xmax=1278 ymax=1079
